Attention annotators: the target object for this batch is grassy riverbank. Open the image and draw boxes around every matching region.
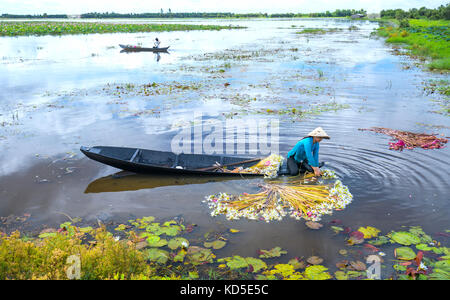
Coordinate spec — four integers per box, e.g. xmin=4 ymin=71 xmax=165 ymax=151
xmin=376 ymin=19 xmax=450 ymax=71
xmin=0 ymin=21 xmax=243 ymax=37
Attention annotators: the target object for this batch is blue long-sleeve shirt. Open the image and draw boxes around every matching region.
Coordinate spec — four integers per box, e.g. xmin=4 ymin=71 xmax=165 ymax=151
xmin=287 ymin=137 xmax=319 ymax=167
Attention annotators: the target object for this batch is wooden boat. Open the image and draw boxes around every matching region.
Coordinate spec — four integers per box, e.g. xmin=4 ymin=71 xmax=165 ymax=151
xmin=119 ymin=44 xmax=170 ymax=52
xmin=80 ymin=146 xmax=264 ymax=177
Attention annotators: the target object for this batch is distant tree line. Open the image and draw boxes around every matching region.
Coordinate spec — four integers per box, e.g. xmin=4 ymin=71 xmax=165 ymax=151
xmin=1 ymin=6 xmax=449 ymax=20
xmin=380 ymin=4 xmax=450 ymax=20
xmin=79 ymin=9 xmax=367 ymax=19
xmin=1 ymin=13 xmax=68 ymax=18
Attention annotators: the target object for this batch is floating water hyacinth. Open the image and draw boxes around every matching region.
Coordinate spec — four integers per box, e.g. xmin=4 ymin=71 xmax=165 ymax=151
xmin=204 ymin=171 xmax=353 ymax=223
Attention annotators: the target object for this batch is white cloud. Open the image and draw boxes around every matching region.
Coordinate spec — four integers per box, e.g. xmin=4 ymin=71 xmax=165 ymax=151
xmin=0 ymin=0 xmax=448 ymax=14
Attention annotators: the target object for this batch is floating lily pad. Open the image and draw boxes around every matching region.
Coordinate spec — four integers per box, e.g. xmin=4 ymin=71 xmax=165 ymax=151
xmin=288 ymin=258 xmax=306 ymax=269
xmin=391 ymin=231 xmax=421 ymax=245
xmin=258 ymin=247 xmax=287 ymax=258
xmin=186 ymin=246 xmax=214 ymax=265
xmin=334 ymin=271 xmax=348 ymax=280
xmin=146 ymin=234 xmax=168 ymax=247
xmin=305 ymin=221 xmax=323 ymax=230
xmin=145 ymin=248 xmax=170 ymax=264
xmin=347 ymin=235 xmax=364 ymax=245
xmin=173 ymin=249 xmax=187 ymax=262
xmin=368 ymin=235 xmax=390 ymax=246
xmin=245 ymin=257 xmax=267 ymax=273
xmin=349 ymin=261 xmax=367 ymax=271
xmin=304 ymin=265 xmax=332 ymax=280
xmin=357 ymin=226 xmax=381 ymax=239
xmin=161 ymin=224 xmax=182 ymax=236
xmin=339 ymin=249 xmax=348 ymax=256
xmin=331 ymin=226 xmax=344 ymax=234
xmin=168 ymin=237 xmax=189 ymax=250
xmin=204 ymin=240 xmax=226 ymax=250
xmin=307 ymin=256 xmax=323 ymax=265
xmin=416 ymin=243 xmax=434 ymax=251
xmin=408 ymin=226 xmax=432 ymax=244
xmin=223 ymin=256 xmax=248 ymax=270
xmin=79 ymin=226 xmax=93 ymax=233
xmin=395 ymin=247 xmax=416 ymax=260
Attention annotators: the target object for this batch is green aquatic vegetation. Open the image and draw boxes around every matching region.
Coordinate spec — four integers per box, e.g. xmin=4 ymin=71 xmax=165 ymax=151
xmin=395 ymin=247 xmax=416 ymax=260
xmin=296 ymin=27 xmax=342 ymax=34
xmin=0 ymin=21 xmax=244 ymax=37
xmin=376 ymin=19 xmax=450 ymax=70
xmin=257 ymin=102 xmax=350 ymax=120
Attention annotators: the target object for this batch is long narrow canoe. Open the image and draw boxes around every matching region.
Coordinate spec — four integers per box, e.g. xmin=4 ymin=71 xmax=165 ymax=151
xmin=80 ymin=146 xmax=264 ymax=177
xmin=119 ymin=44 xmax=170 ymax=52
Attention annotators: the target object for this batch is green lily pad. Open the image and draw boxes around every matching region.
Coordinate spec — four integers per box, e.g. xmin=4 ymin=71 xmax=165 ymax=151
xmin=204 ymin=240 xmax=226 ymax=250
xmin=223 ymin=256 xmax=248 ymax=270
xmin=288 ymin=258 xmax=306 ymax=269
xmin=368 ymin=235 xmax=390 ymax=246
xmin=334 ymin=271 xmax=348 ymax=280
xmin=168 ymin=237 xmax=189 ymax=250
xmin=146 ymin=234 xmax=168 ymax=247
xmin=161 ymin=224 xmax=182 ymax=236
xmin=173 ymin=249 xmax=187 ymax=262
xmin=433 ymin=259 xmax=450 ymax=272
xmin=408 ymin=226 xmax=432 ymax=244
xmin=391 ymin=231 xmax=421 ymax=245
xmin=395 ymin=247 xmax=416 ymax=260
xmin=331 ymin=226 xmax=344 ymax=234
xmin=145 ymin=248 xmax=170 ymax=264
xmin=186 ymin=246 xmax=214 ymax=265
xmin=393 ymin=263 xmax=408 ymax=272
xmin=258 ymin=247 xmax=287 ymax=258
xmin=246 ymin=257 xmax=267 ymax=273
xmin=79 ymin=226 xmax=93 ymax=233
xmin=416 ymin=243 xmax=434 ymax=251
xmin=38 ymin=232 xmax=57 ymax=239
xmin=304 ymin=265 xmax=332 ymax=280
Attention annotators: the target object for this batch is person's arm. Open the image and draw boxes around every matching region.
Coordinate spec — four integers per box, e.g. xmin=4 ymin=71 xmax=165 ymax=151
xmin=311 ymin=143 xmax=321 ymax=176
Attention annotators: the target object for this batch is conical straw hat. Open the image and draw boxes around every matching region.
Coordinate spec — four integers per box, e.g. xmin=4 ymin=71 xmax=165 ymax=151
xmin=307 ymin=127 xmax=330 ymax=139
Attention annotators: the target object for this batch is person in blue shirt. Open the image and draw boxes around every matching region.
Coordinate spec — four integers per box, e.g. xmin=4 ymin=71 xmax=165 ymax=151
xmin=287 ymin=127 xmax=329 ymax=176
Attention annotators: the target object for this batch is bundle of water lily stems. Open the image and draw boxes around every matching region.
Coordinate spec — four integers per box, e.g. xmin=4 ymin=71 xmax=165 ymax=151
xmin=204 ymin=170 xmax=353 ymax=222
xmin=359 ymin=127 xmax=448 ymax=150
xmin=220 ymin=154 xmax=284 ymax=178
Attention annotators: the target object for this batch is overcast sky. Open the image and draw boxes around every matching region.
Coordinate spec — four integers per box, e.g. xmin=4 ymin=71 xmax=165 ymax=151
xmin=0 ymin=0 xmax=448 ymax=15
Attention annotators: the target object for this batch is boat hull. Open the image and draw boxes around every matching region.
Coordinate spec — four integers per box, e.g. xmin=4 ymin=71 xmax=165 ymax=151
xmin=119 ymin=44 xmax=170 ymax=52
xmin=80 ymin=146 xmax=264 ymax=177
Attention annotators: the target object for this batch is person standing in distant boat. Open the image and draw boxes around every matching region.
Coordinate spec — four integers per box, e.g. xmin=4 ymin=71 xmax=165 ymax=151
xmin=154 ymin=38 xmax=160 ymax=48
xmin=286 ymin=127 xmax=329 ymax=176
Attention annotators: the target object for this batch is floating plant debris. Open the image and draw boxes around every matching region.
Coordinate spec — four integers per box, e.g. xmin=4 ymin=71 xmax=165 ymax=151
xmin=359 ymin=127 xmax=448 ymax=150
xmin=204 ymin=171 xmax=352 ymax=222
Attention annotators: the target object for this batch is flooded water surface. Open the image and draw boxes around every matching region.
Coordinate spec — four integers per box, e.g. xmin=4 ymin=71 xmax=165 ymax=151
xmin=1 ymin=18 xmax=449 ymax=278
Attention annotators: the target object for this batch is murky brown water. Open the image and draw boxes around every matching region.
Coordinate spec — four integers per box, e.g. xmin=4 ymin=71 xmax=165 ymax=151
xmin=0 ymin=18 xmax=449 ymax=278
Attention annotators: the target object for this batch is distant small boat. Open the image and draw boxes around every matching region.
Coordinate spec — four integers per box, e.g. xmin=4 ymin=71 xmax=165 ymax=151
xmin=80 ymin=146 xmax=264 ymax=177
xmin=119 ymin=44 xmax=170 ymax=52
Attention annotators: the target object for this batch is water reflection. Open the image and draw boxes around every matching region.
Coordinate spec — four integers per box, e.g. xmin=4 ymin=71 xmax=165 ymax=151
xmin=84 ymin=171 xmax=242 ymax=193
xmin=119 ymin=49 xmax=169 ymax=62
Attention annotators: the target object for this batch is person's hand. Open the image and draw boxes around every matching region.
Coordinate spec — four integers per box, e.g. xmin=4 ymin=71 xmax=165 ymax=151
xmin=312 ymin=167 xmax=322 ymax=177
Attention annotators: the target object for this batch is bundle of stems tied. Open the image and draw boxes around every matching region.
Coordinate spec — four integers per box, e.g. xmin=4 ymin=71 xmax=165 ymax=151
xmin=204 ymin=170 xmax=353 ymax=222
